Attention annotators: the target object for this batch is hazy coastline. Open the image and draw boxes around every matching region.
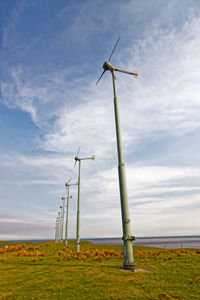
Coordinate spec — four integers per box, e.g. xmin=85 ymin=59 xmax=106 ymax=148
xmin=2 ymin=235 xmax=200 ymax=249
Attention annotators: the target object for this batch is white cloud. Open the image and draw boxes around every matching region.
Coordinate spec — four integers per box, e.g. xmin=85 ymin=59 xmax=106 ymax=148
xmin=2 ymin=12 xmax=200 ymax=154
xmin=30 ymin=13 xmax=200 ymax=158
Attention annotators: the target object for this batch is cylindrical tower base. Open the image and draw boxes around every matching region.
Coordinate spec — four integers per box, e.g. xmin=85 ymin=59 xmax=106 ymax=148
xmin=76 ymin=241 xmax=80 ymax=252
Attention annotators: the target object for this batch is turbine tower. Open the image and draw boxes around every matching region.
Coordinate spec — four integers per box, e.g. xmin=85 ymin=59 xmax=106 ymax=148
xmin=55 ymin=218 xmax=58 ymax=242
xmin=59 ymin=204 xmax=64 ymax=242
xmin=74 ymin=147 xmax=95 ymax=252
xmin=57 ymin=212 xmax=61 ymax=242
xmin=65 ymin=178 xmax=77 ymax=246
xmin=96 ymin=36 xmax=138 ymax=270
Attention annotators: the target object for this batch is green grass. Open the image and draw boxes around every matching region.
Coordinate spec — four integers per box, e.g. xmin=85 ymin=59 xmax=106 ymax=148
xmin=0 ymin=241 xmax=200 ymax=299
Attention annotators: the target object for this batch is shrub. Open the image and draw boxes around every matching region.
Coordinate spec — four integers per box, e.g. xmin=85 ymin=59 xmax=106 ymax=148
xmin=17 ymin=250 xmax=46 ymax=257
xmin=0 ymin=245 xmax=23 ymax=253
xmin=28 ymin=246 xmax=35 ymax=250
xmin=180 ymin=249 xmax=188 ymax=254
xmin=0 ymin=248 xmax=6 ymax=254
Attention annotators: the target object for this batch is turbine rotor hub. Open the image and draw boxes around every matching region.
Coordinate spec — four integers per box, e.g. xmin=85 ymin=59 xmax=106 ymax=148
xmin=103 ymin=61 xmax=114 ymax=71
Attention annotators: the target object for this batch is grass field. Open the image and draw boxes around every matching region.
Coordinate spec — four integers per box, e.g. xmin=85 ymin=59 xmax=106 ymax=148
xmin=0 ymin=240 xmax=200 ymax=299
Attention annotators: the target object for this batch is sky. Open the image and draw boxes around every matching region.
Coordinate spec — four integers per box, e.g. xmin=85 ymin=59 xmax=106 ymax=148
xmin=0 ymin=0 xmax=200 ymax=240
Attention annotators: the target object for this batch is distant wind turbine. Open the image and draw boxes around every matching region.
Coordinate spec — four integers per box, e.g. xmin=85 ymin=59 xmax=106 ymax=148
xmin=74 ymin=147 xmax=95 ymax=252
xmin=65 ymin=178 xmax=77 ymax=246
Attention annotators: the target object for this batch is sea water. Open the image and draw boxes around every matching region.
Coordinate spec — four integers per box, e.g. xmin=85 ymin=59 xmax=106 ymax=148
xmin=4 ymin=235 xmax=200 ymax=249
xmin=86 ymin=236 xmax=200 ymax=248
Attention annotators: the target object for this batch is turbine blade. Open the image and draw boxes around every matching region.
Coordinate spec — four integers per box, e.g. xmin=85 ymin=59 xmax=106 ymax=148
xmin=66 ymin=178 xmax=71 ymax=185
xmin=108 ymin=35 xmax=120 ymax=61
xmin=115 ymin=68 xmax=138 ymax=77
xmin=96 ymin=70 xmax=106 ymax=85
xmin=74 ymin=145 xmax=80 ymax=169
xmin=76 ymin=145 xmax=80 ymax=158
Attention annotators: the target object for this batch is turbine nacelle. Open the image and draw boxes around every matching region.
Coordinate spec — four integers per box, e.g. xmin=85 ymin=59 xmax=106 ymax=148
xmin=65 ymin=182 xmax=78 ymax=187
xmin=103 ymin=61 xmax=138 ymax=78
xmin=74 ymin=155 xmax=95 ymax=163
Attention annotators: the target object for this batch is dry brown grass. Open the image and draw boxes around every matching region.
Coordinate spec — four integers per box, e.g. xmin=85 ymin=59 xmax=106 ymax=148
xmin=17 ymin=250 xmax=46 ymax=257
xmin=56 ymin=248 xmax=119 ymax=262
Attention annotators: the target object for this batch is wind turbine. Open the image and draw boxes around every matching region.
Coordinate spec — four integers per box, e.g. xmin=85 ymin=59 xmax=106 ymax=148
xmin=65 ymin=178 xmax=77 ymax=246
xmin=60 ymin=196 xmax=66 ymax=242
xmin=59 ymin=205 xmax=64 ymax=242
xmin=96 ymin=36 xmax=138 ymax=270
xmin=55 ymin=218 xmax=58 ymax=242
xmin=74 ymin=147 xmax=95 ymax=252
xmin=57 ymin=211 xmax=61 ymax=242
